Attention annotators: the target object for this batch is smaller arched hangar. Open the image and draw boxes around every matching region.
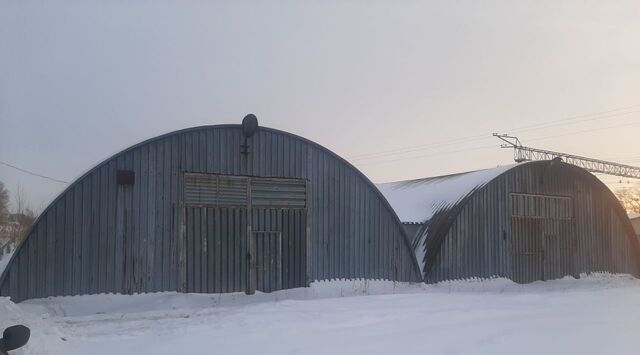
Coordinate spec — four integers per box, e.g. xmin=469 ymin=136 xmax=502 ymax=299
xmin=378 ymin=161 xmax=640 ymax=283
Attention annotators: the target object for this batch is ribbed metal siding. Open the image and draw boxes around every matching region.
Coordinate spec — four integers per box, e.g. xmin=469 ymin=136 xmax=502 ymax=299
xmin=1 ymin=126 xmax=420 ymax=302
xmin=185 ymin=206 xmax=247 ymax=293
xmin=424 ymin=162 xmax=640 ymax=283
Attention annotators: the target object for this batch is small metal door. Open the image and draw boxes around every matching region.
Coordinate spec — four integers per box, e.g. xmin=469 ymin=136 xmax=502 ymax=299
xmin=252 ymin=231 xmax=282 ymax=293
xmin=542 ymin=219 xmax=576 ymax=281
xmin=247 ymin=208 xmax=307 ymax=294
xmin=511 ymin=217 xmax=544 ymax=283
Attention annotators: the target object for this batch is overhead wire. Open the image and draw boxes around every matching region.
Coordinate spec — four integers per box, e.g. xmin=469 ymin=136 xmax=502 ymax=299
xmin=506 ymin=105 xmax=640 ymax=132
xmin=0 ymin=160 xmax=69 ymax=184
xmin=356 ymin=119 xmax=640 ymax=167
xmin=356 ymin=144 xmax=497 ymax=166
xmin=524 ymin=120 xmax=640 ymax=144
xmin=348 ymin=104 xmax=640 ymax=163
xmin=3 ymin=105 xmax=639 ymax=181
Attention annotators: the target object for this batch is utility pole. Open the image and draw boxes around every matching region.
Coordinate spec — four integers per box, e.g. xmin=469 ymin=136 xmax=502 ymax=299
xmin=493 ymin=133 xmax=640 ymax=179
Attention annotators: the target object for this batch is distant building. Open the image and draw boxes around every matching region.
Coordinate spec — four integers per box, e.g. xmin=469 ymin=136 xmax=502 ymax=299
xmin=630 ymin=214 xmax=640 ymax=238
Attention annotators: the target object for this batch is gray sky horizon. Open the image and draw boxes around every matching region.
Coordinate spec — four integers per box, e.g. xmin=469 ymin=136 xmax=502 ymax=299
xmin=1 ymin=0 xmax=639 ymax=210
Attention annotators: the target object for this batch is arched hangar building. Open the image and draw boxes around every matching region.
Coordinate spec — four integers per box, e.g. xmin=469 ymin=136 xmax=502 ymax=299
xmin=1 ymin=118 xmax=421 ymax=302
xmin=2 ymin=119 xmax=638 ymax=302
xmin=378 ymin=161 xmax=640 ymax=283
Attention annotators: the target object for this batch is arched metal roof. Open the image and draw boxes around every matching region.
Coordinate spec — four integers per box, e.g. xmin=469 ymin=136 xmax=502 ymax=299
xmin=377 ymin=163 xmax=521 ymax=224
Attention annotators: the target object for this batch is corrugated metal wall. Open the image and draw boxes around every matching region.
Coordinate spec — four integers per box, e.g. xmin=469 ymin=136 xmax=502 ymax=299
xmin=1 ymin=125 xmax=421 ymax=302
xmin=424 ymin=162 xmax=640 ymax=283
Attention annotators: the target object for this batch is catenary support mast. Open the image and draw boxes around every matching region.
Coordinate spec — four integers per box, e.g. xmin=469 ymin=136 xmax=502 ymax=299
xmin=493 ymin=133 xmax=640 ymax=179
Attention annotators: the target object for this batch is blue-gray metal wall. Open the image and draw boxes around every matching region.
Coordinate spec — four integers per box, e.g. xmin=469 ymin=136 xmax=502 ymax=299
xmin=422 ymin=162 xmax=640 ymax=283
xmin=0 ymin=125 xmax=421 ymax=301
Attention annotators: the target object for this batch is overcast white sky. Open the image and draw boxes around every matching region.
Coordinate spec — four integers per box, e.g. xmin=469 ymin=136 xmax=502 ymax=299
xmin=1 ymin=0 xmax=639 ymax=210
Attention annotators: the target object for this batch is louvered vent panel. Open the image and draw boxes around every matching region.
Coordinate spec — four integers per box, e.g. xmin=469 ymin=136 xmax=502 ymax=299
xmin=184 ymin=173 xmax=248 ymax=206
xmin=251 ymin=179 xmax=307 ymax=208
xmin=510 ymin=193 xmax=573 ymax=219
xmin=218 ymin=177 xmax=249 ymax=205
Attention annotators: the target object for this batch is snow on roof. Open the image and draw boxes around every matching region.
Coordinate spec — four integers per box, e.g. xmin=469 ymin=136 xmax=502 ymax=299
xmin=377 ymin=164 xmax=521 ymax=223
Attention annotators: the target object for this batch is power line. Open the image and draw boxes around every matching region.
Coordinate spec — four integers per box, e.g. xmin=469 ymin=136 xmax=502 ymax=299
xmin=356 ymin=144 xmax=497 ymax=166
xmin=349 ymin=135 xmax=491 ymax=161
xmin=0 ymin=160 xmax=69 ymax=184
xmin=507 ymin=109 xmax=640 ymax=135
xmin=504 ymin=105 xmax=640 ymax=132
xmin=348 ymin=104 xmax=640 ymax=162
xmin=603 ymin=154 xmax=640 ymax=161
xmin=525 ymin=120 xmax=640 ymax=143
xmin=358 ymin=119 xmax=640 ymax=167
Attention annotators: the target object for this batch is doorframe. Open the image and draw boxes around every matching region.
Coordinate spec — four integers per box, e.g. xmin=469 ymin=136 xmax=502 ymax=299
xmin=179 ymin=172 xmax=310 ymax=295
xmin=508 ymin=192 xmax=578 ymax=283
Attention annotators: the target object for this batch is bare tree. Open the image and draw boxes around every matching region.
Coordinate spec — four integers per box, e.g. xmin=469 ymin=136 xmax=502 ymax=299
xmin=615 ymin=185 xmax=640 ymax=214
xmin=0 ymin=181 xmax=8 ymax=223
xmin=11 ymin=184 xmax=37 ymax=243
xmin=13 ymin=184 xmax=27 ymax=216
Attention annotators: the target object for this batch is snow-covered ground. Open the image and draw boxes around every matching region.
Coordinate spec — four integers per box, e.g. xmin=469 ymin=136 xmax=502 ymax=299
xmin=3 ymin=274 xmax=640 ymax=355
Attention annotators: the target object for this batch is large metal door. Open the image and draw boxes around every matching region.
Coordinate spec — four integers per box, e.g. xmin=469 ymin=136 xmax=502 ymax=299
xmin=249 ymin=208 xmax=307 ymax=294
xmin=183 ymin=173 xmax=307 ymax=294
xmin=510 ymin=193 xmax=576 ymax=283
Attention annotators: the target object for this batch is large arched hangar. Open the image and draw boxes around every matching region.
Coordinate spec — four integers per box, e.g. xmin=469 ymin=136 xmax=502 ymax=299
xmin=1 ymin=117 xmax=421 ymax=302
